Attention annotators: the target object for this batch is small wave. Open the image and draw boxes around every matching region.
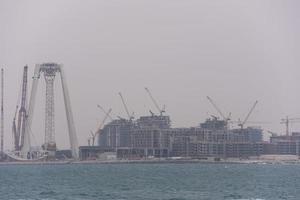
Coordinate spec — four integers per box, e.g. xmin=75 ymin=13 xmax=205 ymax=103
xmin=78 ymin=193 xmax=89 ymax=196
xmin=224 ymin=194 xmax=243 ymax=199
xmin=14 ymin=198 xmax=57 ymax=200
xmin=39 ymin=191 xmax=57 ymax=196
xmin=227 ymin=198 xmax=266 ymax=200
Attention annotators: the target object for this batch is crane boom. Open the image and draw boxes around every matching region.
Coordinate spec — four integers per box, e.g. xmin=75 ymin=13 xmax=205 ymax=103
xmin=145 ymin=87 xmax=164 ymax=115
xmin=206 ymin=96 xmax=227 ymax=121
xmin=90 ymin=108 xmax=112 ymax=146
xmin=15 ymin=66 xmax=28 ymax=151
xmin=12 ymin=106 xmax=18 ymax=151
xmin=119 ymin=92 xmax=132 ymax=120
xmin=97 ymin=104 xmax=113 ymax=121
xmin=96 ymin=108 xmax=112 ymax=133
xmin=19 ymin=66 xmax=28 ymax=149
xmin=239 ymin=100 xmax=258 ymax=129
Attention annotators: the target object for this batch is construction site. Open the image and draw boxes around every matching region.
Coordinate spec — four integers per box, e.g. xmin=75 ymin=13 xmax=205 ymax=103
xmin=80 ymin=88 xmax=300 ymax=162
xmin=0 ymin=65 xmax=300 ymax=163
xmin=0 ymin=63 xmax=79 ymax=162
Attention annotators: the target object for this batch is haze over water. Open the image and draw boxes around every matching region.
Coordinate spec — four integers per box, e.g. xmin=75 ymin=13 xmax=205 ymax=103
xmin=0 ymin=163 xmax=299 ymax=200
xmin=1 ymin=0 xmax=300 ymax=149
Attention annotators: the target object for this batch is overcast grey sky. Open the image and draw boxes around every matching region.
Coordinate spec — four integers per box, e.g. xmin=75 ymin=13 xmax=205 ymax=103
xmin=0 ymin=0 xmax=300 ymax=149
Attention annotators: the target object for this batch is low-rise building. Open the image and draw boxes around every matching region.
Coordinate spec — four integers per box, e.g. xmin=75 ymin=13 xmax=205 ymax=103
xmin=270 ymin=132 xmax=300 ymax=155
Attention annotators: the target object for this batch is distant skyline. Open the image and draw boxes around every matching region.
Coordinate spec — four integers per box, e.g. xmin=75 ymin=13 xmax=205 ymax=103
xmin=1 ymin=0 xmax=300 ymax=149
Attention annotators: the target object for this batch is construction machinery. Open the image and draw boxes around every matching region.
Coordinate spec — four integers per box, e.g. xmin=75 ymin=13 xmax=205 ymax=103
xmin=6 ymin=66 xmax=47 ymax=161
xmin=12 ymin=106 xmax=18 ymax=150
xmin=145 ymin=87 xmax=165 ymax=116
xmin=7 ymin=63 xmax=79 ymax=160
xmin=119 ymin=92 xmax=134 ymax=120
xmin=97 ymin=104 xmax=113 ymax=121
xmin=90 ymin=108 xmax=112 ymax=146
xmin=206 ymin=96 xmax=231 ymax=124
xmin=12 ymin=66 xmax=28 ymax=151
xmin=238 ymin=100 xmax=258 ymax=130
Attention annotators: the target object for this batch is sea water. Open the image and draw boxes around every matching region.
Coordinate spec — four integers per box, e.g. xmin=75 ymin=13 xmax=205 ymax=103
xmin=0 ymin=163 xmax=299 ymax=200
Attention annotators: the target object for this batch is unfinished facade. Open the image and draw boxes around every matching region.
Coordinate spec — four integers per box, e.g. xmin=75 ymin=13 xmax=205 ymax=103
xmin=92 ymin=116 xmax=264 ymax=159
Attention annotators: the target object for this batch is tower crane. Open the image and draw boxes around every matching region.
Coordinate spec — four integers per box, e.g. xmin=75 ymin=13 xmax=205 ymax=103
xmin=238 ymin=100 xmax=258 ymax=130
xmin=12 ymin=66 xmax=28 ymax=151
xmin=118 ymin=92 xmax=134 ymax=120
xmin=12 ymin=106 xmax=18 ymax=150
xmin=281 ymin=116 xmax=300 ymax=136
xmin=90 ymin=108 xmax=112 ymax=146
xmin=206 ymin=96 xmax=231 ymax=122
xmin=145 ymin=87 xmax=165 ymax=116
xmin=17 ymin=66 xmax=28 ymax=151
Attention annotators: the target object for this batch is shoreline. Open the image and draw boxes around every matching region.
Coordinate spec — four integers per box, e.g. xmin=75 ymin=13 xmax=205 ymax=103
xmin=1 ymin=158 xmax=300 ymax=166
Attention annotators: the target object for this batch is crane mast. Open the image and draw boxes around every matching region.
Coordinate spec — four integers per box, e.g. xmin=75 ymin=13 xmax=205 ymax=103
xmin=281 ymin=116 xmax=300 ymax=136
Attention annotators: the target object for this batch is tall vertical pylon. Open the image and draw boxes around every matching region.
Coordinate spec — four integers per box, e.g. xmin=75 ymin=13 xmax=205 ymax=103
xmin=42 ymin=66 xmax=58 ymax=151
xmin=1 ymin=68 xmax=4 ymax=158
xmin=23 ymin=63 xmax=79 ymax=159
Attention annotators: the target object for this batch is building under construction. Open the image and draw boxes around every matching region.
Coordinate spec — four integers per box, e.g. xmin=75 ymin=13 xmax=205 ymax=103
xmin=79 ymin=91 xmax=267 ymax=160
xmin=169 ymin=119 xmax=263 ymax=158
xmin=98 ymin=118 xmax=133 ymax=148
xmin=79 ymin=90 xmax=300 ymax=161
xmin=268 ymin=132 xmax=300 ymax=155
xmin=91 ymin=115 xmax=172 ymax=159
xmin=80 ymin=115 xmax=265 ymax=160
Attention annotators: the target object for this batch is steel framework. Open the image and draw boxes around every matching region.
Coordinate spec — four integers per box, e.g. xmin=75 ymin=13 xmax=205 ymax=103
xmin=22 ymin=63 xmax=79 ymax=159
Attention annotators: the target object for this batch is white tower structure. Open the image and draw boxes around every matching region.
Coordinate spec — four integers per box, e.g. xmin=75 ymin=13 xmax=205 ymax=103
xmin=22 ymin=63 xmax=79 ymax=159
xmin=1 ymin=69 xmax=4 ymax=158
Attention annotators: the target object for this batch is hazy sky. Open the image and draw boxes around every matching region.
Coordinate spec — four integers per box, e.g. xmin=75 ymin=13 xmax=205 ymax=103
xmin=0 ymin=0 xmax=300 ymax=149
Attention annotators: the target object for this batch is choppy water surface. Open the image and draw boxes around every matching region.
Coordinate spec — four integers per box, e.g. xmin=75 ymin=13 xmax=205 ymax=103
xmin=0 ymin=163 xmax=300 ymax=200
